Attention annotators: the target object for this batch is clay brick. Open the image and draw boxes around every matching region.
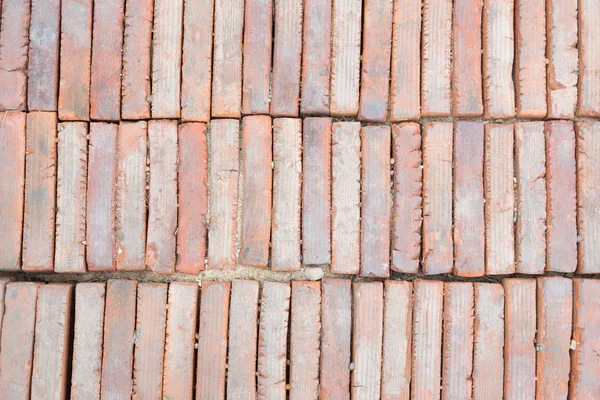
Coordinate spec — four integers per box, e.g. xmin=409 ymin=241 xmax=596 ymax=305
xmin=381 ymin=281 xmax=412 ymax=400
xmin=116 ymin=122 xmax=147 ymax=271
xmin=331 ymin=122 xmax=360 ymax=274
xmin=70 ymin=283 xmax=105 ymax=400
xmin=411 ymin=280 xmax=443 ymax=400
xmin=208 ymin=120 xmax=239 ymax=269
xmin=162 ymin=282 xmax=198 ymax=400
xmin=0 ymin=0 xmax=30 ymax=111
xmin=27 ymin=0 xmax=60 ymax=111
xmin=390 ymin=0 xmax=421 ymax=121
xmin=452 ymin=0 xmax=484 ymax=117
xmin=121 ymin=0 xmax=153 ymax=119
xmin=226 ymin=280 xmax=259 ymax=399
xmin=181 ymin=0 xmax=214 ymax=121
xmin=58 ymin=0 xmax=92 ymax=121
xmin=545 ymin=121 xmax=577 ymax=273
xmin=421 ymin=0 xmax=452 ymax=116
xmin=133 ymin=283 xmax=168 ymax=400
xmin=0 ymin=278 xmax=9 ymax=325
xmin=23 ymin=112 xmax=57 ymax=272
xmin=319 ymin=279 xmax=351 ymax=400
xmin=577 ymin=0 xmax=600 ymax=116
xmin=536 ymin=277 xmax=572 ymax=399
xmin=177 ymin=123 xmax=208 ymax=274
xmin=90 ymin=0 xmax=124 ymax=121
xmin=271 ymin=118 xmax=302 ymax=271
xmin=147 ymin=120 xmax=178 ymax=273
xmin=503 ymin=279 xmax=536 ymax=400
xmin=473 ymin=283 xmax=504 ymax=399
xmin=483 ymin=0 xmax=516 ymax=118
xmin=351 ymin=282 xmax=383 ymax=399
xmin=515 ymin=122 xmax=546 ymax=274
xmin=0 ymin=112 xmax=25 ymax=271
xmin=547 ymin=0 xmax=578 ymax=118
xmin=212 ymin=0 xmax=244 ymax=118
xmin=31 ymin=284 xmax=73 ymax=400
xmin=454 ymin=122 xmax=485 ymax=277
xmin=270 ymin=0 xmax=302 ymax=116
xmin=257 ymin=282 xmax=291 ymax=398
xmin=442 ymin=283 xmax=474 ymax=399
xmin=196 ymin=282 xmax=230 ymax=399
xmin=55 ymin=122 xmax=88 ymax=274
xmin=240 ymin=116 xmax=272 ymax=267
xmin=422 ymin=122 xmax=453 ymax=275
xmin=0 ymin=283 xmax=40 ymax=399
xmin=330 ymin=0 xmax=361 ymax=116
xmin=484 ymin=124 xmax=515 ymax=275
xmin=515 ymin=0 xmax=547 ymax=117
xmin=86 ymin=122 xmax=117 ymax=272
xmin=101 ymin=280 xmax=137 ymax=400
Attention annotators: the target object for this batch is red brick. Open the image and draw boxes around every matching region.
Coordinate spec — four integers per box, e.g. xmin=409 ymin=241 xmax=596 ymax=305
xmin=240 ymin=116 xmax=272 ymax=267
xmin=31 ymin=284 xmax=73 ymax=400
xmin=177 ymin=123 xmax=208 ymax=274
xmin=381 ymin=281 xmax=412 ymax=400
xmin=147 ymin=120 xmax=178 ymax=273
xmin=196 ymin=282 xmax=230 ymax=399
xmin=483 ymin=0 xmax=516 ymax=119
xmin=162 ymin=282 xmax=198 ymax=399
xmin=577 ymin=0 xmax=600 ymax=116
xmin=101 ymin=280 xmax=137 ymax=400
xmin=0 ymin=283 xmax=40 ymax=399
xmin=27 ymin=0 xmax=60 ymax=111
xmin=133 ymin=283 xmax=167 ymax=400
xmin=503 ymin=279 xmax=536 ymax=399
xmin=90 ymin=0 xmax=124 ymax=121
xmin=390 ymin=0 xmax=421 ymax=121
xmin=55 ymin=122 xmax=88 ymax=273
xmin=23 ymin=112 xmax=57 ymax=272
xmin=86 ymin=122 xmax=117 ymax=272
xmin=422 ymin=122 xmax=453 ymax=275
xmin=454 ymin=122 xmax=485 ymax=276
xmin=71 ymin=283 xmax=105 ymax=400
xmin=58 ymin=0 xmax=92 ymax=121
xmin=331 ymin=122 xmax=360 ymax=274
xmin=421 ymin=0 xmax=452 ymax=116
xmin=319 ymin=279 xmax=351 ymax=400
xmin=452 ymin=0 xmax=483 ymax=117
xmin=270 ymin=0 xmax=302 ymax=116
xmin=545 ymin=121 xmax=577 ymax=272
xmin=0 ymin=278 xmax=9 ymax=325
xmin=442 ymin=283 xmax=474 ymax=399
xmin=0 ymin=0 xmax=30 ymax=111
xmin=0 ymin=112 xmax=25 ymax=271
xmin=181 ymin=0 xmax=214 ymax=121
xmin=116 ymin=122 xmax=147 ymax=271
xmin=121 ymin=0 xmax=152 ymax=119
xmin=226 ymin=280 xmax=259 ymax=398
xmin=536 ymin=277 xmax=572 ymax=399
xmin=257 ymin=282 xmax=290 ymax=398
xmin=484 ymin=124 xmax=515 ymax=275
xmin=271 ymin=118 xmax=302 ymax=271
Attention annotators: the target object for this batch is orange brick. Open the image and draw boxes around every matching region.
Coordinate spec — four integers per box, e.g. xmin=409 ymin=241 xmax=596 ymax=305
xmin=545 ymin=120 xmax=577 ymax=272
xmin=0 ymin=112 xmax=25 ymax=271
xmin=484 ymin=124 xmax=515 ymax=275
xmin=90 ymin=0 xmax=124 ymax=121
xmin=240 ymin=116 xmax=272 ymax=267
xmin=536 ymin=277 xmax=572 ymax=400
xmin=422 ymin=122 xmax=453 ymax=275
xmin=390 ymin=0 xmax=421 ymax=121
xmin=577 ymin=0 xmax=600 ymax=116
xmin=23 ymin=112 xmax=57 ymax=272
xmin=58 ymin=0 xmax=92 ymax=121
xmin=86 ymin=122 xmax=117 ymax=272
xmin=452 ymin=0 xmax=483 ymax=117
xmin=177 ymin=123 xmax=208 ymax=274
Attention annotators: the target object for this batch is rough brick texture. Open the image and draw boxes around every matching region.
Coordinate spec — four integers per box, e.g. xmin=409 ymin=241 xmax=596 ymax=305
xmin=577 ymin=0 xmax=600 ymax=116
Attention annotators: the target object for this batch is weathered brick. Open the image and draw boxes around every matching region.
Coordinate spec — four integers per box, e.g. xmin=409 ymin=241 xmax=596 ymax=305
xmin=0 ymin=278 xmax=9 ymax=325
xmin=0 ymin=0 xmax=30 ymax=110
xmin=577 ymin=0 xmax=600 ymax=116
